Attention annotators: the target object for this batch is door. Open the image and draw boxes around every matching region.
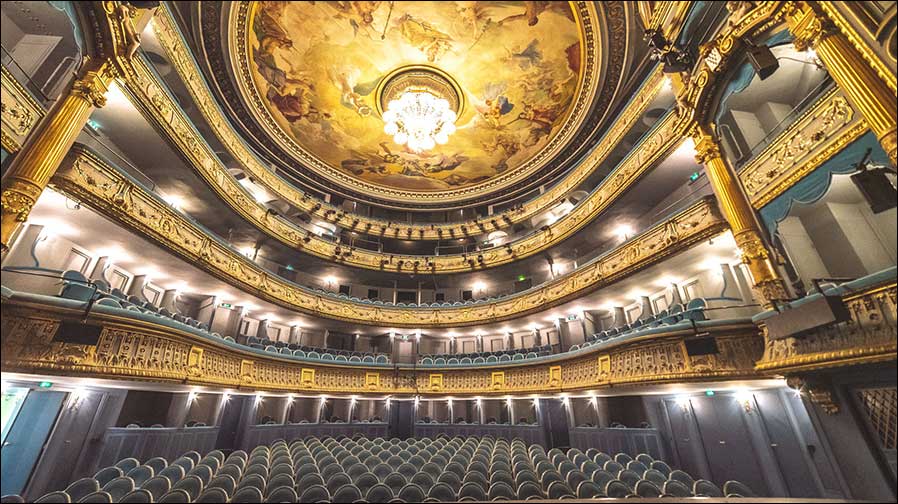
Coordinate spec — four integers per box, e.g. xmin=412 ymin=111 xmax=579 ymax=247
xmin=539 ymin=399 xmax=570 ymax=450
xmin=389 ymin=401 xmax=413 ymax=439
xmin=215 ymin=396 xmax=247 ymax=451
xmin=0 ymin=391 xmax=66 ymax=497
xmin=693 ymin=395 xmax=768 ymax=495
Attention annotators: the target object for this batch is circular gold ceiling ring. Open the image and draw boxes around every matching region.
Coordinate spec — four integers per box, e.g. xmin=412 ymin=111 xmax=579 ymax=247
xmin=375 ymin=64 xmax=466 ymax=118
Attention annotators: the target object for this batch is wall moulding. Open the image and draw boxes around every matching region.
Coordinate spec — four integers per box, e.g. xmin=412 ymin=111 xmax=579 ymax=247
xmin=51 ymin=145 xmax=728 ymax=328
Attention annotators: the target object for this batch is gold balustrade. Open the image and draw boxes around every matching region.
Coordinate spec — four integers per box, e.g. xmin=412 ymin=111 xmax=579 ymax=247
xmin=51 ymin=145 xmax=728 ymax=328
xmin=0 ymin=296 xmax=764 ymax=396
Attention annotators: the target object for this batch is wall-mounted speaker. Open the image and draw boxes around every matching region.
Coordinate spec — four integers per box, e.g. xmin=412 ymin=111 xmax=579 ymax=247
xmin=53 ymin=320 xmax=103 ymax=346
xmin=851 ymin=168 xmax=897 ymax=214
xmin=747 ymin=44 xmax=779 ymax=80
xmin=684 ymin=336 xmax=720 ymax=356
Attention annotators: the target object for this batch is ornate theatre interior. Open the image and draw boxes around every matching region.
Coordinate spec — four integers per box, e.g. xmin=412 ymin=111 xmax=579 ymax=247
xmin=1 ymin=1 xmax=896 ymax=502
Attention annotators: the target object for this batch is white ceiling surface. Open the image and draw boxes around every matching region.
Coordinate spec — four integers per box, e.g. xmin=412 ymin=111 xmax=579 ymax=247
xmin=26 ymin=187 xmax=739 ymax=338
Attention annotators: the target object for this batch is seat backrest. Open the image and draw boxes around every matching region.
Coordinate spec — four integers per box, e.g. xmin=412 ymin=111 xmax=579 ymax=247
xmin=364 ymin=483 xmax=393 ymax=503
xmin=75 ymin=491 xmax=113 ymax=503
xmin=723 ymin=479 xmax=756 ymax=497
xmin=34 ymin=491 xmax=72 ymax=503
xmin=604 ymin=479 xmax=631 ymax=498
xmin=694 ymin=479 xmax=724 ymax=497
xmin=230 ymin=485 xmax=263 ymax=503
xmin=141 ymin=476 xmax=171 ymax=501
xmin=64 ymin=477 xmax=100 ymax=502
xmin=101 ymin=476 xmax=135 ymax=501
xmin=171 ymin=475 xmax=203 ymax=501
xmin=331 ymin=483 xmax=362 ymax=502
xmin=546 ymin=480 xmax=574 ymax=499
xmin=662 ymin=479 xmax=692 ymax=497
xmin=576 ymin=480 xmax=602 ymax=498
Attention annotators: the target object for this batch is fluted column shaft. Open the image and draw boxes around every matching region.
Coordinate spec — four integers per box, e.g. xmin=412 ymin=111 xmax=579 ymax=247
xmin=1 ymin=62 xmax=113 ymax=250
xmin=694 ymin=126 xmax=790 ymax=307
xmin=786 ymin=3 xmax=897 ymax=166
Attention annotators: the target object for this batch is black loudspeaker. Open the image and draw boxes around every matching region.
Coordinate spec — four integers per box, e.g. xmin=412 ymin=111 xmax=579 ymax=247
xmin=684 ymin=336 xmax=720 ymax=356
xmin=53 ymin=320 xmax=104 ymax=346
xmin=851 ymin=168 xmax=897 ymax=214
xmin=747 ymin=44 xmax=779 ymax=80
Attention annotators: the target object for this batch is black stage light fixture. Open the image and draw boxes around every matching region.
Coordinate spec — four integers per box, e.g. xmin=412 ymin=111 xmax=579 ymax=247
xmin=662 ymin=52 xmax=691 ymax=73
xmin=852 ymin=168 xmax=897 ymax=213
xmin=747 ymin=43 xmax=779 ymax=80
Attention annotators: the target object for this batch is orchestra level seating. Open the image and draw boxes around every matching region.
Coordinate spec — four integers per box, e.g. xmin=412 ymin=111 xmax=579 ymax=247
xmin=1 ymin=435 xmax=754 ymax=503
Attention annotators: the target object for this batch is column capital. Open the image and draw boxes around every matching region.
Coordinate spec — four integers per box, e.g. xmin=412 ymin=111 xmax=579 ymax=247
xmin=71 ymin=63 xmax=115 ymax=108
xmin=692 ymin=125 xmax=722 ymax=165
xmin=784 ymin=2 xmax=839 ymax=52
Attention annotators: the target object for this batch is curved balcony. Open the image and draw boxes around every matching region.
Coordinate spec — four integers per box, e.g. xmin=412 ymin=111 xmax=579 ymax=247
xmin=51 ymin=146 xmax=728 ymax=327
xmin=136 ymin=5 xmax=670 ymax=241
xmin=1 ymin=286 xmax=763 ymax=396
xmin=120 ymin=41 xmax=682 ymax=274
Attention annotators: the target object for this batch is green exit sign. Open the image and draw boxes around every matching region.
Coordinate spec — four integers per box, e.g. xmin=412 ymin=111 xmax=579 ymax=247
xmin=220 ymin=302 xmax=233 ymax=309
xmin=38 ymin=381 xmax=53 ymax=388
xmin=689 ymin=171 xmax=701 ymax=182
xmin=705 ymin=390 xmax=715 ymax=396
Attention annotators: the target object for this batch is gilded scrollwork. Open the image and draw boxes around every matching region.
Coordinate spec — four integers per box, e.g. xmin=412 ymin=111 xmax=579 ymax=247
xmin=119 ymin=26 xmax=683 ymax=273
xmin=756 ymin=282 xmax=898 ymax=373
xmin=739 ymin=88 xmax=866 ymax=207
xmin=0 ymin=300 xmax=766 ymax=396
xmin=143 ymin=5 xmax=666 ymax=240
xmin=52 ymin=146 xmax=727 ymax=327
xmin=1 ymin=67 xmax=44 ymax=152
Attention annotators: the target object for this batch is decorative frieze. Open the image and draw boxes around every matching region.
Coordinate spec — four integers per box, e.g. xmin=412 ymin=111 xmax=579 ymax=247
xmin=52 ymin=146 xmax=727 ymax=327
xmin=0 ymin=299 xmax=764 ymax=396
xmin=756 ymin=282 xmax=897 ymax=373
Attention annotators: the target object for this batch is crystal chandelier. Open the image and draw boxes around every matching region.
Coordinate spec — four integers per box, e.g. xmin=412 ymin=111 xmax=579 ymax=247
xmin=382 ymin=91 xmax=457 ymax=153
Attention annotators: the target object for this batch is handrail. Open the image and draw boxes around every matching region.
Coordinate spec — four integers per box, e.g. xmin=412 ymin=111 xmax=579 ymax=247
xmin=1 ymin=266 xmax=99 ymax=320
xmin=52 ymin=146 xmax=728 ymax=327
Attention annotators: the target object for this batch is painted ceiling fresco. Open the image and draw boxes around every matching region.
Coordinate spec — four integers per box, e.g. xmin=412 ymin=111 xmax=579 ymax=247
xmin=247 ymin=1 xmax=584 ymax=192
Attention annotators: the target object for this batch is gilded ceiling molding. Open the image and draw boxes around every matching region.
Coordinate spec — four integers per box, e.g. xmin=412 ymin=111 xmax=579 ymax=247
xmin=738 ymin=87 xmax=868 ymax=208
xmin=755 ymin=281 xmax=897 ymax=374
xmin=0 ymin=299 xmax=764 ymax=396
xmin=0 ymin=67 xmax=44 ymax=153
xmin=51 ymin=147 xmax=727 ymax=327
xmin=120 ymin=47 xmax=680 ymax=273
xmin=227 ymin=1 xmax=604 ymax=205
xmin=148 ymin=5 xmax=666 ymax=240
xmin=644 ymin=1 xmax=694 ymax=41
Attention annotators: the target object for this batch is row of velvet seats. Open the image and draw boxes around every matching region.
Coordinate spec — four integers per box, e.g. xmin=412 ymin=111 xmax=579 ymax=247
xmin=310 ymin=287 xmax=506 ymax=308
xmin=244 ymin=337 xmax=391 ymax=364
xmin=7 ymin=434 xmax=754 ymax=502
xmin=570 ymin=298 xmax=710 ymax=352
xmin=419 ymin=345 xmax=552 ymax=366
xmin=57 ymin=272 xmax=396 ymax=366
xmin=59 ymin=270 xmax=223 ymax=337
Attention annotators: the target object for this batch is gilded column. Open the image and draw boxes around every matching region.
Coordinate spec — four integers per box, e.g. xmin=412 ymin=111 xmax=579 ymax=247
xmin=0 ymin=62 xmax=113 ymax=250
xmin=693 ymin=125 xmax=790 ymax=307
xmin=786 ymin=3 xmax=897 ymax=166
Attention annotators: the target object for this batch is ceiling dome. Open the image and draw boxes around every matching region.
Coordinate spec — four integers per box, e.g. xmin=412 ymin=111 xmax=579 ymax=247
xmin=221 ymin=1 xmax=614 ymax=207
xmin=240 ymin=1 xmax=585 ymax=193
